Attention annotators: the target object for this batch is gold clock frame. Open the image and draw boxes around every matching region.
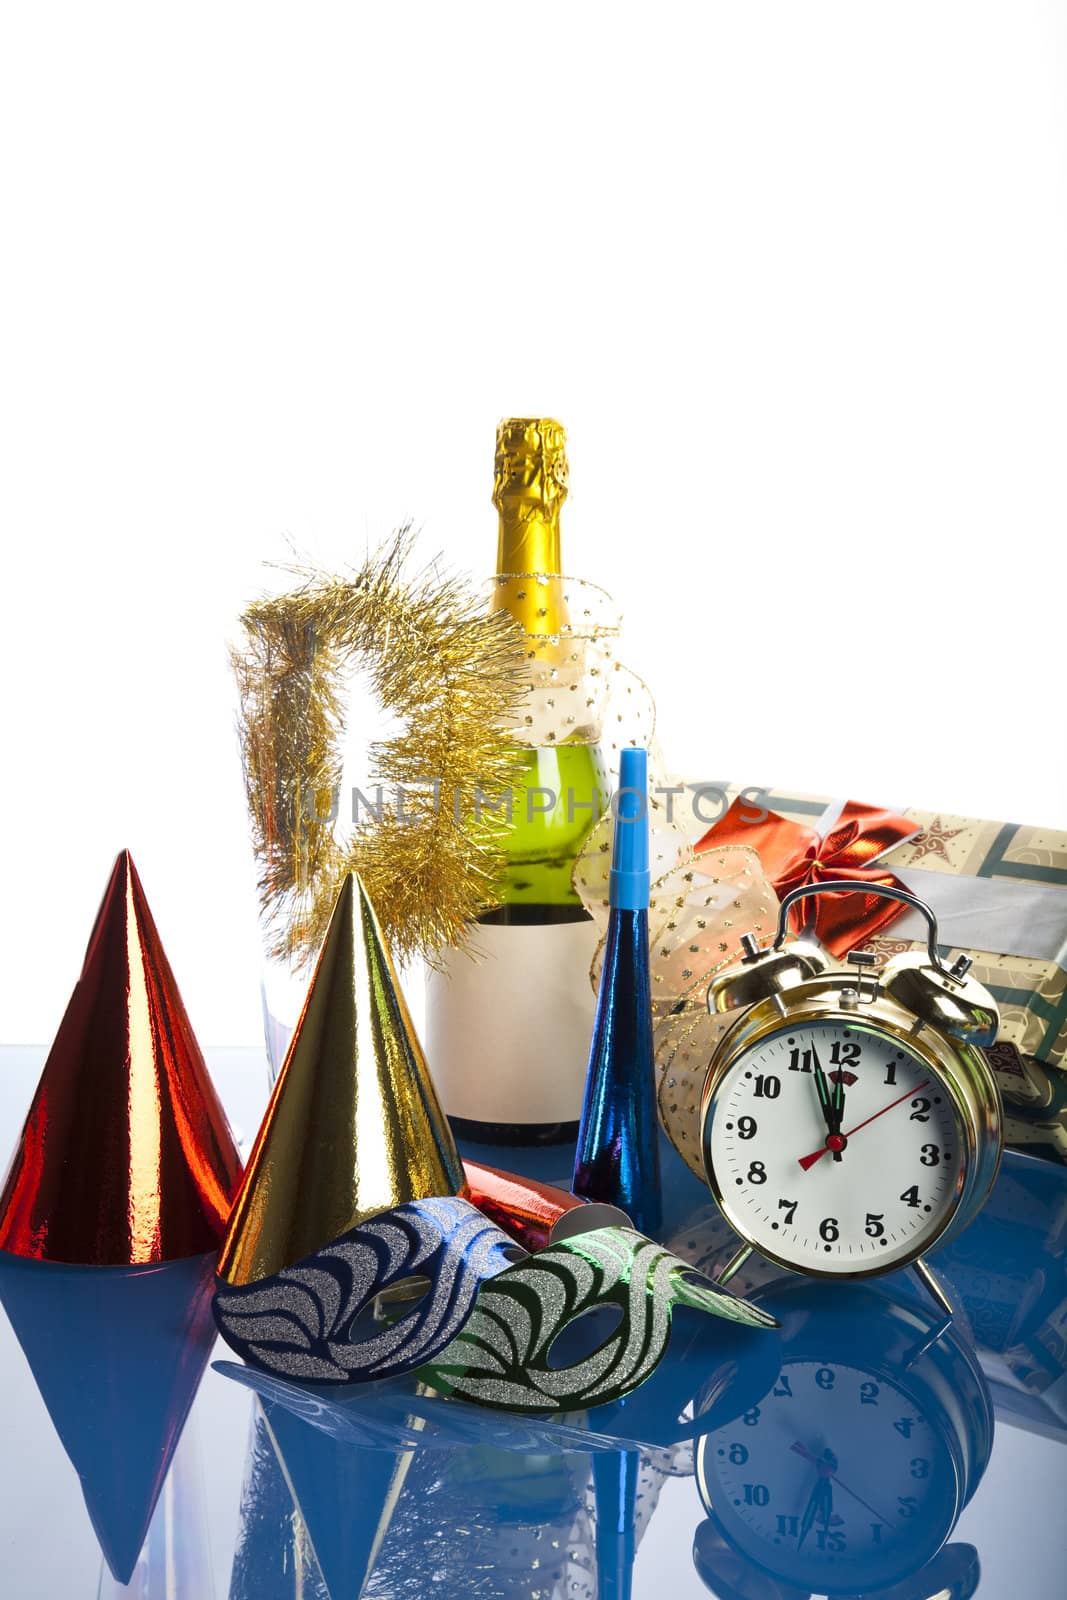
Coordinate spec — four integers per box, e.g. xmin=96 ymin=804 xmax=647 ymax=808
xmin=698 ymin=881 xmax=1004 ymax=1315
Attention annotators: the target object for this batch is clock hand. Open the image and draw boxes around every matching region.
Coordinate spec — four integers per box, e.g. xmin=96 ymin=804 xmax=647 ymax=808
xmin=810 ymin=1041 xmax=835 ymax=1132
xmin=812 ymin=1040 xmax=846 ymax=1160
xmin=798 ymin=1080 xmax=931 ymax=1171
xmin=830 ymin=1054 xmax=845 ymax=1131
xmin=794 ymin=1447 xmax=833 ymax=1549
xmin=791 ymin=1442 xmax=896 ymax=1529
xmin=800 ymin=1477 xmax=835 ymax=1549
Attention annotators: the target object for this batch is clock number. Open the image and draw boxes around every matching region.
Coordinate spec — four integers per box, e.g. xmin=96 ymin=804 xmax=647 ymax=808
xmin=910 ymin=1097 xmax=931 ymax=1122
xmin=894 ymin=1417 xmax=915 ymax=1438
xmin=753 ymin=1074 xmax=781 ymax=1099
xmin=815 ymin=1366 xmax=836 ymax=1391
xmin=747 ymin=1160 xmax=767 ymax=1184
xmin=819 ymin=1216 xmax=839 ymax=1243
xmin=743 ymin=1483 xmax=770 ymax=1507
xmin=920 ymin=1143 xmax=941 ymax=1167
xmin=728 ymin=1443 xmax=749 ymax=1465
xmin=900 ymin=1185 xmax=921 ymax=1208
xmin=860 ymin=1381 xmax=880 ymax=1405
xmin=865 ymin=1212 xmax=885 ymax=1238
xmin=776 ymin=1515 xmax=799 ymax=1538
xmin=829 ymin=1040 xmax=861 ymax=1067
xmin=737 ymin=1116 xmax=758 ymax=1140
xmin=816 ymin=1529 xmax=846 ymax=1553
xmin=871 ymin=1524 xmax=883 ymax=1544
xmin=884 ymin=1059 xmax=898 ymax=1086
xmin=778 ymin=1198 xmax=798 ymax=1225
xmin=773 ymin=1375 xmax=793 ymax=1398
xmin=910 ymin=1457 xmax=929 ymax=1479
xmin=788 ymin=1048 xmax=813 ymax=1074
xmin=742 ymin=1407 xmax=760 ymax=1426
xmin=898 ymin=1495 xmax=918 ymax=1519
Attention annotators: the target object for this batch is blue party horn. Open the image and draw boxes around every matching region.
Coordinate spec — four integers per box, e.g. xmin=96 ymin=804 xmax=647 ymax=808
xmin=573 ymin=747 xmax=662 ymax=1235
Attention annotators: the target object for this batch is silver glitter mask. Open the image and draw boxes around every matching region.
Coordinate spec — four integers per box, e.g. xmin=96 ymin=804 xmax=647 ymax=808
xmin=213 ymin=1197 xmax=519 ymax=1383
xmin=419 ymin=1225 xmax=776 ymax=1412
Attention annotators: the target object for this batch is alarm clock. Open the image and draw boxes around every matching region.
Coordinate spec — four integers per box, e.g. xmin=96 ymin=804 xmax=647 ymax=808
xmin=699 ymin=882 xmax=1003 ymax=1311
xmin=693 ymin=1277 xmax=992 ymax=1598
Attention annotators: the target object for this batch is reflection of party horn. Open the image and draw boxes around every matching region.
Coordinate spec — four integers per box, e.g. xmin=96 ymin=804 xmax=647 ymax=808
xmin=462 ymin=1160 xmax=630 ymax=1251
xmin=594 ymin=1451 xmax=639 ymax=1600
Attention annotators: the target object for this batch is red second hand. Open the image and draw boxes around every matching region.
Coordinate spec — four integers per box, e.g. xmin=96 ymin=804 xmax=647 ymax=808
xmin=798 ymin=1080 xmax=930 ymax=1171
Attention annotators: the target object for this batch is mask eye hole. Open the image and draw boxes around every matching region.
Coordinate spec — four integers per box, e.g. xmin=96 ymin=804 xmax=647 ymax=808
xmin=501 ymin=1245 xmax=526 ymax=1263
xmin=545 ymin=1303 xmax=624 ymax=1370
xmin=347 ymin=1275 xmax=432 ymax=1342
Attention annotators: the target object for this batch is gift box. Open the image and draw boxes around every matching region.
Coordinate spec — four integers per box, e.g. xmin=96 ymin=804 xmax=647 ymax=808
xmin=698 ymin=785 xmax=1067 ymax=1164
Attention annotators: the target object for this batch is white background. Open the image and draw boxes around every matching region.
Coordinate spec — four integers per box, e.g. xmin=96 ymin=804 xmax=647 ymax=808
xmin=1 ymin=3 xmax=1064 ymax=1048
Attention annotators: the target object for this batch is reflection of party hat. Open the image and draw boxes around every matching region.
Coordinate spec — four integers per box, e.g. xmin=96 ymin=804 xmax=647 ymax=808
xmin=0 ymin=1250 xmax=217 ymax=1584
xmin=0 ymin=851 xmax=242 ymax=1265
xmin=228 ymin=1407 xmax=331 ymax=1600
xmin=219 ymin=873 xmax=465 ymax=1287
xmin=261 ymin=1397 xmax=411 ymax=1600
xmin=97 ymin=1414 xmax=216 ymax=1600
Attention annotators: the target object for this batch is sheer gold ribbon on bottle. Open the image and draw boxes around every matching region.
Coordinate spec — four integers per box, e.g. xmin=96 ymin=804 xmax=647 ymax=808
xmin=501 ymin=580 xmax=785 ymax=1182
xmin=491 ymin=571 xmax=656 ymax=759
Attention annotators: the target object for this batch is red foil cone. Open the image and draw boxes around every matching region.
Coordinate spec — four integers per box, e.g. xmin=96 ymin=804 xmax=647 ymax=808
xmin=0 ymin=851 xmax=242 ymax=1265
xmin=462 ymin=1161 xmax=583 ymax=1251
xmin=462 ymin=1160 xmax=630 ymax=1251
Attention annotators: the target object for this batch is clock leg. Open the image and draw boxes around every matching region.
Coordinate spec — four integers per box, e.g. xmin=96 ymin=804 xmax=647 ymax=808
xmin=913 ymin=1257 xmax=956 ymax=1318
xmin=715 ymin=1243 xmax=754 ymax=1286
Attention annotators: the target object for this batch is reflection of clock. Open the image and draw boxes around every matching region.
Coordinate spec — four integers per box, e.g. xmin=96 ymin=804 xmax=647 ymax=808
xmin=694 ymin=1279 xmax=992 ymax=1598
xmin=692 ymin=1523 xmax=980 ymax=1600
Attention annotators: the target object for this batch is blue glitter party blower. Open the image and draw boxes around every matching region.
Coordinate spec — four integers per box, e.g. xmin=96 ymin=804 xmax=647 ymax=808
xmin=572 ymin=746 xmax=662 ymax=1235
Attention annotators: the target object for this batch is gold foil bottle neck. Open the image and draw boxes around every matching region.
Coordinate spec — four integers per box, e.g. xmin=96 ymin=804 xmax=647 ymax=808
xmin=492 ymin=417 xmax=570 ymax=639
xmin=217 ymin=873 xmax=465 ymax=1287
xmin=493 ymin=417 xmax=569 ymax=523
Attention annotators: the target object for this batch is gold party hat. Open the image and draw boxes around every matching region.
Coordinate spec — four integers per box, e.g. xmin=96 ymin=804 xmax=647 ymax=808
xmin=218 ymin=873 xmax=465 ymax=1286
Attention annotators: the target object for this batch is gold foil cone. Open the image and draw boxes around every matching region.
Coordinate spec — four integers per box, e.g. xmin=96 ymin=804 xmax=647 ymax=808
xmin=218 ymin=874 xmax=465 ymax=1286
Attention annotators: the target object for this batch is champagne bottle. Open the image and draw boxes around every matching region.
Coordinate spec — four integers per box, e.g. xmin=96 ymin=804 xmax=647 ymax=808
xmin=426 ymin=418 xmax=607 ymax=1146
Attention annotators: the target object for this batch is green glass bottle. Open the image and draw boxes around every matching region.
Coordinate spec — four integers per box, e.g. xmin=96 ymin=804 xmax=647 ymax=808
xmin=426 ymin=419 xmax=607 ymax=1146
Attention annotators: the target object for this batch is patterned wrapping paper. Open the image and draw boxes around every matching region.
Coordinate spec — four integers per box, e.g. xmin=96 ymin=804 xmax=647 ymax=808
xmin=713 ymin=785 xmax=1067 ymax=1162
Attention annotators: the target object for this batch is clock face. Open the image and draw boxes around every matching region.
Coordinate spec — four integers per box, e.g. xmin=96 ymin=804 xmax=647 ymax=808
xmin=705 ymin=1020 xmax=966 ymax=1273
xmin=697 ymin=1357 xmax=960 ymax=1593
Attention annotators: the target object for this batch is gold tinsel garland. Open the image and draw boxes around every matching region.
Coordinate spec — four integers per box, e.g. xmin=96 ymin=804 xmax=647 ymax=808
xmin=232 ymin=528 xmax=529 ymax=967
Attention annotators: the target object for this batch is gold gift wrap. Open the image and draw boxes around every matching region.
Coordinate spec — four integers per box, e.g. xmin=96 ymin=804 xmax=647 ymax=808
xmin=711 ymin=785 xmax=1067 ymax=1163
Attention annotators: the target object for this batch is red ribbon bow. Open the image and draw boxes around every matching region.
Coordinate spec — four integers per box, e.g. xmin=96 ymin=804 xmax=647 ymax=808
xmin=695 ymin=797 xmax=917 ymax=957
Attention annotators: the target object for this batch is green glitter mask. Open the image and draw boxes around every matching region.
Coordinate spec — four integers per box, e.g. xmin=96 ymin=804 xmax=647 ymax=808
xmin=417 ymin=1225 xmax=777 ymax=1413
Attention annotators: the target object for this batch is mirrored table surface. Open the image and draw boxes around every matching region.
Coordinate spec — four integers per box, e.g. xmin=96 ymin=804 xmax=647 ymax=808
xmin=1 ymin=1045 xmax=1065 ymax=1599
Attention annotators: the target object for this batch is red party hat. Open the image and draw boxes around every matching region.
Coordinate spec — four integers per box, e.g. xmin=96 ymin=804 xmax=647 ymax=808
xmin=0 ymin=851 xmax=242 ymax=1264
